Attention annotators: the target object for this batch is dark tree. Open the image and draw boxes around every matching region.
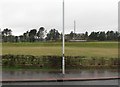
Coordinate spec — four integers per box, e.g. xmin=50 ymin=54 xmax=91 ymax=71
xmin=19 ymin=35 xmax=24 ymax=42
xmin=89 ymin=32 xmax=95 ymax=40
xmin=46 ymin=29 xmax=60 ymax=41
xmin=113 ymin=31 xmax=119 ymax=41
xmin=106 ymin=31 xmax=114 ymax=41
xmin=23 ymin=31 xmax=29 ymax=42
xmin=2 ymin=28 xmax=12 ymax=36
xmin=85 ymin=31 xmax=88 ymax=40
xmin=2 ymin=28 xmax=12 ymax=42
xmin=98 ymin=31 xmax=106 ymax=41
xmin=15 ymin=36 xmax=18 ymax=42
xmin=70 ymin=31 xmax=74 ymax=40
xmin=37 ymin=27 xmax=46 ymax=41
xmin=29 ymin=29 xmax=37 ymax=42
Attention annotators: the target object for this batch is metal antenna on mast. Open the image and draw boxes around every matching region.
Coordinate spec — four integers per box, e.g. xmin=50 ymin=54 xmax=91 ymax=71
xmin=62 ymin=0 xmax=65 ymax=75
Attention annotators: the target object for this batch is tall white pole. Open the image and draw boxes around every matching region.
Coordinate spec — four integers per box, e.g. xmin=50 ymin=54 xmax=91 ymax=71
xmin=62 ymin=0 xmax=65 ymax=75
xmin=74 ymin=20 xmax=76 ymax=39
xmin=74 ymin=20 xmax=76 ymax=34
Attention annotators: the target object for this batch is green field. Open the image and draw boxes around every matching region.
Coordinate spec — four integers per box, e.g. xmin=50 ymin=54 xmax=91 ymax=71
xmin=2 ymin=41 xmax=118 ymax=58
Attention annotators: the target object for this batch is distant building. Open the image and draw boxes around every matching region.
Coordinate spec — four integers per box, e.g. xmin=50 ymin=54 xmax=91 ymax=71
xmin=65 ymin=33 xmax=87 ymax=41
xmin=75 ymin=33 xmax=85 ymax=40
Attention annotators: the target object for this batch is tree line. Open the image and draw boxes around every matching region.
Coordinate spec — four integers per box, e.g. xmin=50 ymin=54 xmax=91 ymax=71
xmin=1 ymin=27 xmax=120 ymax=42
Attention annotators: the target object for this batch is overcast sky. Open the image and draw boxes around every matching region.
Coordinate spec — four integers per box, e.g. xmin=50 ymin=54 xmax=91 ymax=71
xmin=0 ymin=0 xmax=119 ymax=35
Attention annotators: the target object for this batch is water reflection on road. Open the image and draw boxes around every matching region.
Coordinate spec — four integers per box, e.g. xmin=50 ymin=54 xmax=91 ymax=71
xmin=2 ymin=69 xmax=118 ymax=79
xmin=2 ymin=69 xmax=119 ymax=85
xmin=3 ymin=80 xmax=119 ymax=85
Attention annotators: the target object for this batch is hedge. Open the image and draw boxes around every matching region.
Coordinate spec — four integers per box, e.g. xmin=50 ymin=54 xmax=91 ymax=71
xmin=2 ymin=54 xmax=120 ymax=69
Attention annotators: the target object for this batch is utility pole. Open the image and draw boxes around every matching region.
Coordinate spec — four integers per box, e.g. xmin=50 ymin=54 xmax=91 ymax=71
xmin=62 ymin=0 xmax=65 ymax=75
xmin=74 ymin=20 xmax=76 ymax=39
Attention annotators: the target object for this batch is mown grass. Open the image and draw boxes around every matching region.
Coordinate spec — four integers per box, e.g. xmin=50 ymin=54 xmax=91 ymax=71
xmin=2 ymin=41 xmax=118 ymax=58
xmin=2 ymin=41 xmax=118 ymax=48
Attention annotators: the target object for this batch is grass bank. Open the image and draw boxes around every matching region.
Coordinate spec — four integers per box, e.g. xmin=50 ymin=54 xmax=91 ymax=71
xmin=2 ymin=41 xmax=118 ymax=58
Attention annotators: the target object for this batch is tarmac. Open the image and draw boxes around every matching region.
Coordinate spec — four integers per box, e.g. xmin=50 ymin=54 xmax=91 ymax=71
xmin=2 ymin=76 xmax=120 ymax=83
